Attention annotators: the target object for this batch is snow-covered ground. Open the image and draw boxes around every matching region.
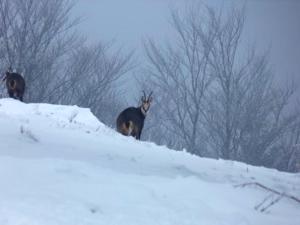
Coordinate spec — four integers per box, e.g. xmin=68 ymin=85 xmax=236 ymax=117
xmin=0 ymin=98 xmax=299 ymax=225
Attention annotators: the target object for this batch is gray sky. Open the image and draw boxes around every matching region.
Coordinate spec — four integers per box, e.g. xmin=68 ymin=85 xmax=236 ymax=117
xmin=74 ymin=0 xmax=300 ymax=86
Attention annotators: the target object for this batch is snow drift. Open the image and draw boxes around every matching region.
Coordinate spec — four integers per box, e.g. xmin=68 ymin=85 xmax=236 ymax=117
xmin=0 ymin=98 xmax=299 ymax=225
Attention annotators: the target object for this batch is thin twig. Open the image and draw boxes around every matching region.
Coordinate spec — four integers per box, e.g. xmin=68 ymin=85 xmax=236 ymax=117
xmin=254 ymin=194 xmax=273 ymax=211
xmin=235 ymin=182 xmax=300 ymax=204
xmin=260 ymin=194 xmax=283 ymax=212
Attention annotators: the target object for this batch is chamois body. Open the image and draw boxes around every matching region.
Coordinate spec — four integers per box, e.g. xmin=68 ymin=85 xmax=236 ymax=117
xmin=3 ymin=71 xmax=25 ymax=102
xmin=117 ymin=107 xmax=146 ymax=140
xmin=116 ymin=91 xmax=153 ymax=140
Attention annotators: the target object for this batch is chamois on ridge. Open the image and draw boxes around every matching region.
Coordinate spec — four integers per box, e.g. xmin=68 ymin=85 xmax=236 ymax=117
xmin=2 ymin=68 xmax=26 ymax=102
xmin=116 ymin=91 xmax=153 ymax=140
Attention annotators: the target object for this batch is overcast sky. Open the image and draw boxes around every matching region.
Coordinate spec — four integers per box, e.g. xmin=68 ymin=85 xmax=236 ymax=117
xmin=74 ymin=0 xmax=300 ymax=86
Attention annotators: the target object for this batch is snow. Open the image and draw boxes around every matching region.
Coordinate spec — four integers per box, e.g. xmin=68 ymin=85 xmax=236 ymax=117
xmin=0 ymin=98 xmax=299 ymax=225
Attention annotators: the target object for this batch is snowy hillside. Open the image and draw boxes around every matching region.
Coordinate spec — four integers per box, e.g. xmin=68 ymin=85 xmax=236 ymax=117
xmin=0 ymin=98 xmax=299 ymax=225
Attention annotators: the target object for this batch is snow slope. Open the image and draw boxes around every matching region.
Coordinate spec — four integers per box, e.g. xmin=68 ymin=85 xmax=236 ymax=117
xmin=0 ymin=98 xmax=299 ymax=225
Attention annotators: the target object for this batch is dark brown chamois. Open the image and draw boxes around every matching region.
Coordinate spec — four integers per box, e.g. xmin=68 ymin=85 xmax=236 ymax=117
xmin=116 ymin=91 xmax=153 ymax=140
xmin=2 ymin=68 xmax=26 ymax=102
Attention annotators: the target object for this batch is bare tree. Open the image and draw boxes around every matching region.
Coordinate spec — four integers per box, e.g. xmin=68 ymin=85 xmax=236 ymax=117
xmin=204 ymin=7 xmax=299 ymax=164
xmin=269 ymin=101 xmax=300 ymax=171
xmin=143 ymin=4 xmax=299 ymax=170
xmin=143 ymin=6 xmax=216 ymax=155
xmin=0 ymin=0 xmax=134 ymax=128
xmin=60 ymin=42 xmax=133 ymax=126
xmin=0 ymin=0 xmax=79 ymax=102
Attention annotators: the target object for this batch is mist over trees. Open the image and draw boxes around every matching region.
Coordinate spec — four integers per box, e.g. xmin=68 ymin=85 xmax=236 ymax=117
xmin=142 ymin=5 xmax=300 ymax=171
xmin=0 ymin=0 xmax=298 ymax=172
xmin=0 ymin=0 xmax=130 ymax=126
xmin=59 ymin=43 xmax=133 ymax=126
xmin=0 ymin=0 xmax=78 ymax=102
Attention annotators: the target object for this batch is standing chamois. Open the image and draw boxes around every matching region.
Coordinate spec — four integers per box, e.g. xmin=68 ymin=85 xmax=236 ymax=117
xmin=116 ymin=91 xmax=153 ymax=140
xmin=2 ymin=68 xmax=26 ymax=102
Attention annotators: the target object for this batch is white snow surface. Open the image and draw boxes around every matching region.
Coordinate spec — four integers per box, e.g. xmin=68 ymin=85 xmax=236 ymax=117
xmin=0 ymin=98 xmax=299 ymax=225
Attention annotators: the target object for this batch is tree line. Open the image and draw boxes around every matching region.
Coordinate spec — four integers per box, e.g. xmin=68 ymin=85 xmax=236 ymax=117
xmin=0 ymin=0 xmax=299 ymax=172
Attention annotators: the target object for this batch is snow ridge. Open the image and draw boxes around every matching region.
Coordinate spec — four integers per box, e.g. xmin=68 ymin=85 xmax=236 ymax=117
xmin=0 ymin=98 xmax=299 ymax=225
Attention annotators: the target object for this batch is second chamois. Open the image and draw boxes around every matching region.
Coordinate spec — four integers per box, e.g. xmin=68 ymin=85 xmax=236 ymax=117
xmin=116 ymin=91 xmax=153 ymax=140
xmin=2 ymin=68 xmax=26 ymax=102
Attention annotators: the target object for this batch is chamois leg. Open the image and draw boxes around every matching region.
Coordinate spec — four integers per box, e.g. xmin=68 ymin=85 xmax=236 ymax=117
xmin=136 ymin=132 xmax=141 ymax=140
xmin=131 ymin=131 xmax=136 ymax=138
xmin=17 ymin=90 xmax=24 ymax=102
xmin=8 ymin=90 xmax=15 ymax=99
xmin=18 ymin=94 xmax=23 ymax=102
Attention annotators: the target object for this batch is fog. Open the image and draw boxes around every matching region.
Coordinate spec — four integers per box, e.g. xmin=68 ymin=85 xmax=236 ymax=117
xmin=0 ymin=0 xmax=298 ymax=172
xmin=74 ymin=0 xmax=300 ymax=85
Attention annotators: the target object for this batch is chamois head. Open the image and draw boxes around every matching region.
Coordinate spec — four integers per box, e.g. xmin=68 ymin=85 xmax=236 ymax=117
xmin=140 ymin=91 xmax=153 ymax=114
xmin=2 ymin=67 xmax=13 ymax=81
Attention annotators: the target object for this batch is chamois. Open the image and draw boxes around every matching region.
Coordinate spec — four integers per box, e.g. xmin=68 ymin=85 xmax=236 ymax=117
xmin=2 ymin=68 xmax=25 ymax=102
xmin=116 ymin=91 xmax=153 ymax=140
